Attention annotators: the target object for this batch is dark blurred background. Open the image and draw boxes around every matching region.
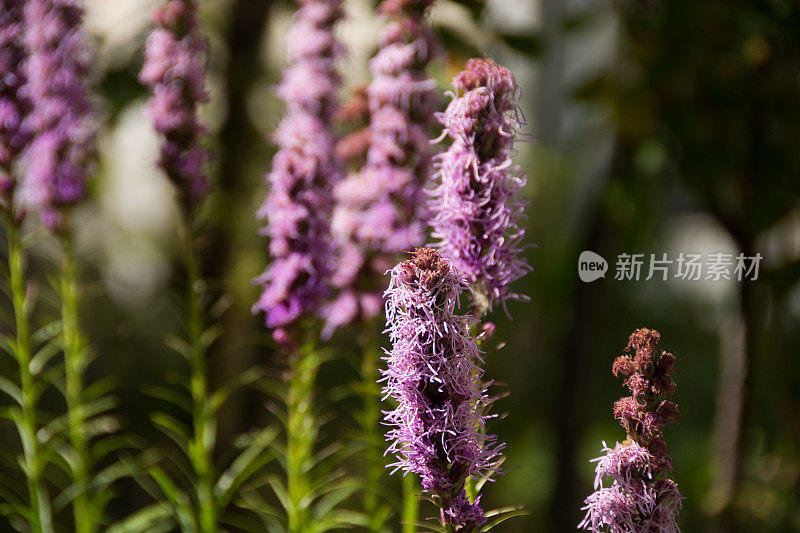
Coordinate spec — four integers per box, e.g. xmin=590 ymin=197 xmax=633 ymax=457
xmin=3 ymin=0 xmax=800 ymax=531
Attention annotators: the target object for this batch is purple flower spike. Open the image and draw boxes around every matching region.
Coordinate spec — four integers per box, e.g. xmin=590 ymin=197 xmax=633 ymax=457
xmin=0 ymin=0 xmax=28 ymax=214
xmin=324 ymin=0 xmax=439 ymax=337
xmin=580 ymin=329 xmax=683 ymax=532
xmin=429 ymin=58 xmax=530 ymax=313
xmin=19 ymin=0 xmax=95 ymax=230
xmin=253 ymin=0 xmax=343 ymax=339
xmin=382 ymin=248 xmax=504 ymax=531
xmin=140 ymin=0 xmax=210 ymax=207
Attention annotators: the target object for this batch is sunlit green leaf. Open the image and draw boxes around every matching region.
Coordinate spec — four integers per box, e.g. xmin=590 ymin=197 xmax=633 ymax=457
xmin=215 ymin=425 xmax=278 ymax=506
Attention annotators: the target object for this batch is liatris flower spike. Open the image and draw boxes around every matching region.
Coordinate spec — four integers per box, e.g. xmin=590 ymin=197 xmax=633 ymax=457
xmin=140 ymin=0 xmax=210 ymax=208
xmin=20 ymin=0 xmax=96 ymax=230
xmin=324 ymin=0 xmax=439 ymax=337
xmin=382 ymin=248 xmax=504 ymax=531
xmin=253 ymin=0 xmax=343 ymax=342
xmin=430 ymin=58 xmax=529 ymax=315
xmin=0 ymin=0 xmax=28 ymax=217
xmin=579 ymin=328 xmax=683 ymax=532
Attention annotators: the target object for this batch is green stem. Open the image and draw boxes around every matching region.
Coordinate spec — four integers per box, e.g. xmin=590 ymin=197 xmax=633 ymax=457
xmin=181 ymin=220 xmax=218 ymax=533
xmin=401 ymin=474 xmax=419 ymax=533
xmin=61 ymin=240 xmax=94 ymax=533
xmin=7 ymin=224 xmax=52 ymax=533
xmin=286 ymin=341 xmax=320 ymax=533
xmin=359 ymin=332 xmax=384 ymax=531
xmin=465 ymin=477 xmax=477 ymax=503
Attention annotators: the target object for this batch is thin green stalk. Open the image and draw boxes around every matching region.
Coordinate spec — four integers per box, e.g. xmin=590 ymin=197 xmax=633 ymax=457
xmin=7 ymin=224 xmax=52 ymax=533
xmin=181 ymin=220 xmax=217 ymax=533
xmin=286 ymin=341 xmax=320 ymax=533
xmin=61 ymin=240 xmax=94 ymax=533
xmin=465 ymin=477 xmax=477 ymax=504
xmin=464 ymin=311 xmax=486 ymax=509
xmin=401 ymin=474 xmax=419 ymax=533
xmin=359 ymin=332 xmax=384 ymax=531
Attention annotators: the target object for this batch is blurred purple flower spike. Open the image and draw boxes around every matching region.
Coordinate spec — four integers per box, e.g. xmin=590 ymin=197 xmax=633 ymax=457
xmin=253 ymin=0 xmax=343 ymax=339
xmin=324 ymin=0 xmax=439 ymax=337
xmin=19 ymin=0 xmax=95 ymax=230
xmin=0 ymin=0 xmax=28 ymax=215
xmin=140 ymin=0 xmax=210 ymax=208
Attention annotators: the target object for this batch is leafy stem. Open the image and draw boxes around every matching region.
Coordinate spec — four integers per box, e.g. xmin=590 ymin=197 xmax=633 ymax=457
xmin=180 ymin=216 xmax=218 ymax=533
xmin=358 ymin=328 xmax=387 ymax=531
xmin=285 ymin=339 xmax=320 ymax=533
xmin=60 ymin=238 xmax=96 ymax=533
xmin=402 ymin=474 xmax=419 ymax=533
xmin=7 ymin=222 xmax=53 ymax=532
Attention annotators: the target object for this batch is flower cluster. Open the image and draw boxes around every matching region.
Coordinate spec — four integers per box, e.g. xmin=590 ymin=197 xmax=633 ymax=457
xmin=579 ymin=441 xmax=682 ymax=533
xmin=429 ymin=58 xmax=529 ymax=312
xmin=382 ymin=248 xmax=503 ymax=530
xmin=19 ymin=0 xmax=95 ymax=230
xmin=0 ymin=0 xmax=28 ymax=214
xmin=324 ymin=0 xmax=439 ymax=336
xmin=140 ymin=0 xmax=210 ymax=207
xmin=253 ymin=0 xmax=343 ymax=338
xmin=580 ymin=328 xmax=682 ymax=532
xmin=612 ymin=328 xmax=680 ymax=473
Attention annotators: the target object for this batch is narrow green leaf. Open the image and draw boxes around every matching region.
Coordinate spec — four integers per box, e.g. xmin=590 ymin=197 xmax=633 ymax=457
xmin=142 ymin=384 xmax=192 ymax=414
xmin=29 ymin=341 xmax=60 ymax=376
xmin=148 ymin=466 xmax=196 ymax=532
xmin=150 ymin=412 xmax=191 ymax=453
xmin=118 ymin=453 xmax=168 ymax=504
xmin=91 ymin=460 xmax=135 ymax=493
xmin=399 ymin=519 xmax=439 ymax=532
xmin=83 ymin=376 xmax=118 ymax=403
xmin=474 ymin=457 xmax=505 ymax=494
xmin=30 ymin=320 xmax=62 ymax=348
xmin=479 ymin=506 xmax=529 ymax=531
xmin=0 ymin=473 xmax=25 ymax=507
xmin=208 ymin=366 xmax=264 ymax=415
xmin=265 ymin=475 xmax=291 ymax=514
xmin=53 ymin=478 xmax=88 ymax=512
xmin=234 ymin=492 xmax=285 ymax=532
xmin=39 ymin=396 xmax=118 ymax=445
xmin=0 ymin=334 xmax=16 ymax=358
xmin=0 ymin=376 xmax=22 ymax=405
xmin=199 ymin=324 xmax=222 ymax=350
xmin=164 ymin=336 xmax=192 ymax=361
xmin=0 ymin=502 xmax=31 ymax=522
xmin=215 ymin=425 xmax=278 ymax=506
xmin=311 ymin=479 xmax=360 ymax=519
xmin=90 ymin=434 xmax=142 ymax=464
xmin=313 ymin=509 xmax=374 ymax=532
xmin=84 ymin=415 xmax=121 ymax=440
xmin=0 ymin=406 xmax=21 ymax=425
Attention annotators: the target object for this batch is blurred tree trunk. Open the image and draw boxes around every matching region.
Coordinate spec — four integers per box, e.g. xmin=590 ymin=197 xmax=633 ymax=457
xmin=548 ymin=213 xmax=608 ymax=531
xmin=547 ymin=147 xmax=623 ymax=531
xmin=540 ymin=2 xmax=618 ymax=528
xmin=205 ymin=0 xmax=272 ymax=443
xmin=710 ymin=312 xmax=746 ymax=531
xmin=536 ymin=0 xmax=564 ymax=146
xmin=705 ymin=79 xmax=767 ymax=531
xmin=710 ymin=240 xmax=765 ymax=533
